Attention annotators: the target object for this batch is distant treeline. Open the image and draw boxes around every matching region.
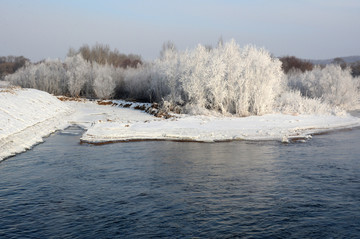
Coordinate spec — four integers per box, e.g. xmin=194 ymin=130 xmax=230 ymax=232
xmin=279 ymin=56 xmax=360 ymax=77
xmin=1 ymin=44 xmax=360 ymax=81
xmin=0 ymin=43 xmax=142 ymax=81
xmin=0 ymin=56 xmax=29 ymax=80
xmin=67 ymin=43 xmax=142 ymax=68
xmin=5 ymin=40 xmax=360 ymax=116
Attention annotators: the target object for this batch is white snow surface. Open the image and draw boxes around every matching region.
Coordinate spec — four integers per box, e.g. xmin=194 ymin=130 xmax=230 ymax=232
xmin=0 ymin=88 xmax=72 ymax=160
xmin=1 ymin=88 xmax=360 ymax=160
xmin=81 ymin=113 xmax=360 ymax=143
xmin=65 ymin=100 xmax=154 ymax=129
xmin=0 ymin=88 xmax=154 ymax=160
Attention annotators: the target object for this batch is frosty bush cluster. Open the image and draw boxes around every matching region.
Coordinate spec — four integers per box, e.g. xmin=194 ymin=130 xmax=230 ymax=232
xmin=6 ymin=39 xmax=360 ymax=116
xmin=7 ymin=55 xmax=122 ymax=99
xmin=151 ymin=40 xmax=285 ymax=116
xmin=287 ymin=65 xmax=360 ymax=110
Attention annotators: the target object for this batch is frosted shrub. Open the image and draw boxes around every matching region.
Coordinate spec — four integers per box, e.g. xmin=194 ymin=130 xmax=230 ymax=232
xmin=276 ymin=91 xmax=344 ymax=116
xmin=151 ymin=48 xmax=179 ymax=104
xmin=7 ymin=59 xmax=68 ymax=95
xmin=93 ymin=63 xmax=116 ymax=99
xmin=287 ymin=65 xmax=360 ymax=110
xmin=65 ymin=54 xmax=92 ymax=97
xmin=7 ymin=40 xmax=358 ymax=116
xmin=44 ymin=60 xmax=68 ymax=95
xmin=6 ymin=62 xmax=35 ymax=89
xmin=112 ymin=67 xmax=126 ymax=99
xmin=153 ymin=40 xmax=285 ymax=116
xmin=123 ymin=65 xmax=154 ymax=102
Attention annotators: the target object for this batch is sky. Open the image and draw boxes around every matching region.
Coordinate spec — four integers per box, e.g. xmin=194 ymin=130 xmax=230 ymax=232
xmin=1 ymin=0 xmax=359 ymax=62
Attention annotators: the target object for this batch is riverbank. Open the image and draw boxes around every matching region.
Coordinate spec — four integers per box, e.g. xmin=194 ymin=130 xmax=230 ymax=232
xmin=1 ymin=87 xmax=360 ymax=160
xmin=0 ymin=87 xmax=72 ymax=160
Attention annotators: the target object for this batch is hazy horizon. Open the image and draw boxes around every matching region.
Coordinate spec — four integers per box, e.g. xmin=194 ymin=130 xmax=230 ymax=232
xmin=1 ymin=0 xmax=359 ymax=62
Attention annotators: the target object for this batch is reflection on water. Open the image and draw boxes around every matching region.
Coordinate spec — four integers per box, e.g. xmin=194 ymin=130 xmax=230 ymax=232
xmin=1 ymin=126 xmax=360 ymax=238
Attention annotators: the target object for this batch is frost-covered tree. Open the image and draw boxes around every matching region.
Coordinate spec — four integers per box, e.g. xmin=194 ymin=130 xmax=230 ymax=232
xmin=6 ymin=61 xmax=33 ymax=88
xmin=6 ymin=59 xmax=68 ymax=95
xmin=152 ymin=39 xmax=285 ymax=116
xmin=93 ymin=63 xmax=116 ymax=99
xmin=279 ymin=56 xmax=313 ymax=73
xmin=68 ymin=43 xmax=142 ymax=68
xmin=41 ymin=59 xmax=68 ymax=95
xmin=65 ymin=54 xmax=91 ymax=97
xmin=275 ymin=91 xmax=344 ymax=116
xmin=7 ymin=40 xmax=358 ymax=115
xmin=122 ymin=64 xmax=154 ymax=102
xmin=287 ymin=65 xmax=360 ymax=110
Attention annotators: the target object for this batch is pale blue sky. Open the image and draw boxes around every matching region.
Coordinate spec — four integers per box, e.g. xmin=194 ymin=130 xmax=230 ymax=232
xmin=1 ymin=0 xmax=359 ymax=61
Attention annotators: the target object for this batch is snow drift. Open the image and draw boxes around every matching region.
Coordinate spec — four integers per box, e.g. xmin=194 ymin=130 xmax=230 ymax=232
xmin=0 ymin=87 xmax=155 ymax=160
xmin=0 ymin=88 xmax=72 ymax=160
xmin=81 ymin=113 xmax=360 ymax=144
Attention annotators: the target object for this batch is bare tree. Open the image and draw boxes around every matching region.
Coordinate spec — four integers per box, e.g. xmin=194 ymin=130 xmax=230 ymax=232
xmin=279 ymin=56 xmax=313 ymax=73
xmin=69 ymin=43 xmax=142 ymax=68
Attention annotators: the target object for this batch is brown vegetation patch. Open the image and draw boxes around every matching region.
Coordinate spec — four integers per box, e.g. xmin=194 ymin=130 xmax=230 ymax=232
xmin=123 ymin=103 xmax=132 ymax=108
xmin=279 ymin=56 xmax=314 ymax=73
xmin=153 ymin=110 xmax=174 ymax=119
xmin=57 ymin=96 xmax=85 ymax=102
xmin=0 ymin=85 xmax=21 ymax=94
xmin=139 ymin=103 xmax=175 ymax=119
xmin=68 ymin=43 xmax=142 ymax=69
xmin=134 ymin=105 xmax=146 ymax=111
xmin=0 ymin=56 xmax=29 ymax=80
xmin=97 ymin=100 xmax=113 ymax=105
xmin=151 ymin=103 xmax=159 ymax=109
xmin=97 ymin=100 xmax=118 ymax=106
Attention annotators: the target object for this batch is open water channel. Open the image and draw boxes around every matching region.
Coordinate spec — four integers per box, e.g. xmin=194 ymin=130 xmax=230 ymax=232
xmin=1 ymin=125 xmax=360 ymax=238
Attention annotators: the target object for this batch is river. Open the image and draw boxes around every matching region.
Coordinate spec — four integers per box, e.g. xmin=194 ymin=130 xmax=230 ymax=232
xmin=1 ymin=126 xmax=360 ymax=238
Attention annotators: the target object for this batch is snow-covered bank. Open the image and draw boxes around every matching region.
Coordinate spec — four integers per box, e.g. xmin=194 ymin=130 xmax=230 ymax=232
xmin=0 ymin=88 xmax=73 ymax=160
xmin=1 ymin=88 xmax=360 ymax=160
xmin=0 ymin=88 xmax=155 ymax=161
xmin=81 ymin=113 xmax=360 ymax=143
xmin=64 ymin=99 xmax=154 ymax=129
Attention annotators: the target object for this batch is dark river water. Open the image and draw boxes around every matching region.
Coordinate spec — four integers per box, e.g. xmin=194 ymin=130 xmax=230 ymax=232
xmin=1 ymin=126 xmax=360 ymax=238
